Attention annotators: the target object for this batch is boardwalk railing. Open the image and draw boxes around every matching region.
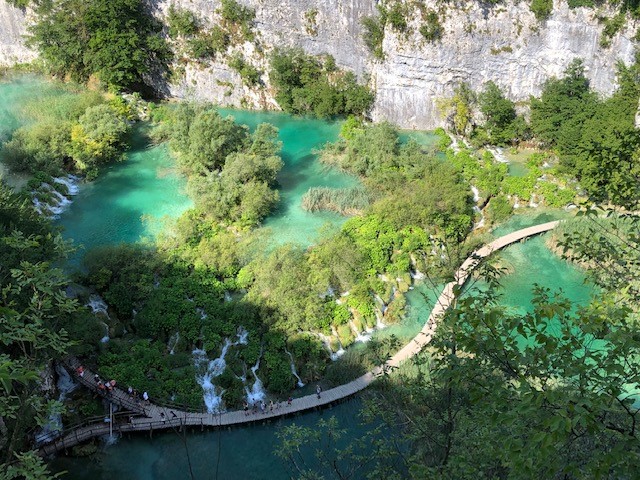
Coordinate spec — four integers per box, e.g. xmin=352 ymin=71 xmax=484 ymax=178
xmin=40 ymin=221 xmax=560 ymax=456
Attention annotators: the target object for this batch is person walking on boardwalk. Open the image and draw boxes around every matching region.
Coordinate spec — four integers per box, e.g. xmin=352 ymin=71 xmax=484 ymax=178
xmin=316 ymin=385 xmax=322 ymax=399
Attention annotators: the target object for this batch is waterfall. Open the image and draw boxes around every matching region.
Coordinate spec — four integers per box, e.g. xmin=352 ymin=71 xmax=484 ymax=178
xmin=487 ymin=147 xmax=509 ymax=163
xmin=354 ymin=325 xmax=375 ymax=344
xmin=193 ymin=340 xmax=231 ymax=413
xmin=471 ymin=185 xmax=486 ymax=230
xmin=32 ymin=175 xmax=80 ymax=219
xmin=473 ymin=206 xmax=486 ymax=229
xmin=193 ymin=327 xmax=249 ymax=412
xmin=410 ymin=270 xmax=425 ymax=280
xmin=245 ymin=354 xmax=266 ymax=405
xmin=53 ymin=175 xmax=80 ymax=195
xmin=86 ymin=294 xmax=109 ymax=317
xmin=167 ymin=332 xmax=180 ymax=355
xmin=285 ymin=349 xmax=305 ymax=388
xmin=375 ymin=310 xmax=386 ymax=330
xmin=314 ymin=332 xmax=345 ymax=361
xmin=374 ymin=294 xmax=387 ymax=315
xmin=35 ymin=364 xmax=78 ymax=445
xmin=471 ymin=185 xmax=480 ymax=203
xmin=86 ymin=294 xmax=110 ymax=342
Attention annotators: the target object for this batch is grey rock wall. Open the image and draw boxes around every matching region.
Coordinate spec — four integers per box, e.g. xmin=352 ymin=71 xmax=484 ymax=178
xmin=0 ymin=0 xmax=635 ymax=129
xmin=0 ymin=2 xmax=36 ymax=66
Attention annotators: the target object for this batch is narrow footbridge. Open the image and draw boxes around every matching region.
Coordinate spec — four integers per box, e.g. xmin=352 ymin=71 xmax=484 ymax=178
xmin=40 ymin=220 xmax=560 ymax=456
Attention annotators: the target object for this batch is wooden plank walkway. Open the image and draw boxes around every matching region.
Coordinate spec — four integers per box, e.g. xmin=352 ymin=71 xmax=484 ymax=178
xmin=40 ymin=220 xmax=559 ymax=456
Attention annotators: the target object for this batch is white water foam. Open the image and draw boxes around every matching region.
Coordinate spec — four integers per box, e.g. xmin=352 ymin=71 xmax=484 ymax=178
xmin=487 ymin=147 xmax=509 ymax=163
xmin=285 ymin=349 xmax=305 ymax=388
xmin=35 ymin=364 xmax=78 ymax=445
xmin=193 ymin=327 xmax=249 ymax=412
xmin=245 ymin=354 xmax=266 ymax=405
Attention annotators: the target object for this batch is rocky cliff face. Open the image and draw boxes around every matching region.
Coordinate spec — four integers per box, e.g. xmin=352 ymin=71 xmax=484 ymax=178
xmin=0 ymin=0 xmax=635 ymax=129
xmin=0 ymin=2 xmax=36 ymax=65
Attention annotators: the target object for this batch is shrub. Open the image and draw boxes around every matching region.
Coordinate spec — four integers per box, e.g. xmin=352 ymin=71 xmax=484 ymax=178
xmin=486 ymin=194 xmax=512 ymax=223
xmin=362 ymin=16 xmax=385 ymax=60
xmin=530 ymin=0 xmax=553 ymax=20
xmin=28 ymin=0 xmax=171 ymax=92
xmin=387 ymin=3 xmax=408 ymax=32
xmin=167 ymin=5 xmax=200 ymax=38
xmin=228 ymin=54 xmax=262 ymax=86
xmin=270 ymin=48 xmax=374 ymax=117
xmin=419 ymin=10 xmax=443 ymax=42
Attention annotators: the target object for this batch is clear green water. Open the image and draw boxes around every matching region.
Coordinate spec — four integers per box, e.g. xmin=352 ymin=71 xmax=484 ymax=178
xmin=0 ymin=76 xmax=69 ymax=189
xmin=218 ymin=109 xmax=358 ymax=246
xmin=56 ymin=129 xmax=193 ymax=259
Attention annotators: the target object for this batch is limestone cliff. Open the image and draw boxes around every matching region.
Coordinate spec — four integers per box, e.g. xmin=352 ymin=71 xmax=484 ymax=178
xmin=0 ymin=0 xmax=635 ymax=129
xmin=0 ymin=2 xmax=36 ymax=66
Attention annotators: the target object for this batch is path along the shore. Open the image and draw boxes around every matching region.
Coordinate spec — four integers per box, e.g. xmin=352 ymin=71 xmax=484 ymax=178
xmin=40 ymin=220 xmax=560 ymax=456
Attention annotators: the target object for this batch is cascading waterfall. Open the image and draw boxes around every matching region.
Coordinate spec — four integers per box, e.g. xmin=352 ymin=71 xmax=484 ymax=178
xmin=32 ymin=175 xmax=80 ymax=218
xmin=284 ymin=349 xmax=305 ymax=388
xmin=193 ymin=341 xmax=231 ymax=413
xmin=471 ymin=185 xmax=486 ymax=229
xmin=35 ymin=364 xmax=78 ymax=445
xmin=193 ymin=327 xmax=249 ymax=412
xmin=86 ymin=294 xmax=110 ymax=343
xmin=167 ymin=332 xmax=180 ymax=355
xmin=245 ymin=353 xmax=266 ymax=405
xmin=487 ymin=146 xmax=509 ymax=163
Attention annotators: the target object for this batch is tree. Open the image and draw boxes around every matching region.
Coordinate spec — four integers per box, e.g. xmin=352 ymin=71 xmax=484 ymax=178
xmin=478 ymin=81 xmax=519 ymax=145
xmin=28 ymin=0 xmax=171 ymax=92
xmin=0 ymin=184 xmax=79 ymax=478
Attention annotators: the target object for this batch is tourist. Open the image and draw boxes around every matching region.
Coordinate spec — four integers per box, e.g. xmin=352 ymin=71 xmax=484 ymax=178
xmin=269 ymin=400 xmax=274 ymax=412
xmin=109 ymin=379 xmax=116 ymax=390
xmin=170 ymin=410 xmax=177 ymax=418
xmin=142 ymin=391 xmax=149 ymax=404
xmin=160 ymin=412 xmax=166 ymax=423
xmin=287 ymin=396 xmax=292 ymax=406
xmin=76 ymin=365 xmax=85 ymax=377
xmin=260 ymin=400 xmax=266 ymax=413
xmin=93 ymin=373 xmax=100 ymax=383
xmin=127 ymin=386 xmax=133 ymax=397
xmin=316 ymin=385 xmax=322 ymax=399
xmin=243 ymin=402 xmax=249 ymax=416
xmin=97 ymin=381 xmax=106 ymax=393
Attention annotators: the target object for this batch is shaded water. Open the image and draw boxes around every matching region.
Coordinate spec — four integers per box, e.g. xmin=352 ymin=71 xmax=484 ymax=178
xmin=50 ymin=399 xmax=368 ymax=479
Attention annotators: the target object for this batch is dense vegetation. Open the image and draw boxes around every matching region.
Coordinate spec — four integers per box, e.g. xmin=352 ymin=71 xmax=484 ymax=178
xmin=442 ymin=57 xmax=640 ymax=209
xmin=73 ymin=112 xmax=479 ymax=414
xmin=27 ymin=0 xmax=171 ymax=93
xmin=1 ymin=85 xmax=134 ymax=180
xmin=280 ymin=238 xmax=640 ymax=477
xmin=155 ymin=103 xmax=283 ymax=226
xmin=0 ymin=183 xmax=101 ymax=479
xmin=270 ymin=49 xmax=374 ymax=118
xmin=530 ymin=59 xmax=640 ymax=207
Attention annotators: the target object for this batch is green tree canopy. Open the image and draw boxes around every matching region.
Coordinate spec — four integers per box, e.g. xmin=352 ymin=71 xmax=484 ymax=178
xmin=28 ymin=0 xmax=171 ymax=92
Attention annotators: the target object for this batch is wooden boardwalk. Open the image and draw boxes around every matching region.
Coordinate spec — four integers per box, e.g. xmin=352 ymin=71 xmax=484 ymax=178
xmin=40 ymin=220 xmax=559 ymax=456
